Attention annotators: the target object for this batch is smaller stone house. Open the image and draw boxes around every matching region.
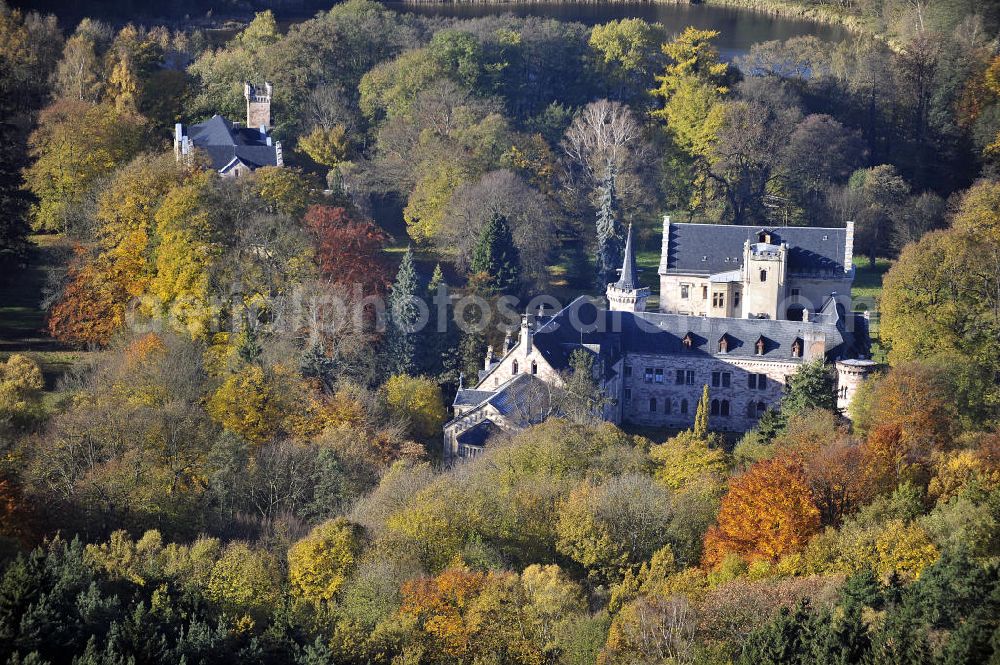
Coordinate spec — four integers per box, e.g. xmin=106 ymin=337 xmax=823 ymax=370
xmin=173 ymin=81 xmax=282 ymax=177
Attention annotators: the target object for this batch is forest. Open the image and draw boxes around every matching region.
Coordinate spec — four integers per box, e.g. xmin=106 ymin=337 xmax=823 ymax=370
xmin=0 ymin=0 xmax=999 ymax=662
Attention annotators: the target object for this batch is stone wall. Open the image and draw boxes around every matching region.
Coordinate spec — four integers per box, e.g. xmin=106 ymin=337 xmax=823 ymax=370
xmin=620 ymin=352 xmax=799 ymax=431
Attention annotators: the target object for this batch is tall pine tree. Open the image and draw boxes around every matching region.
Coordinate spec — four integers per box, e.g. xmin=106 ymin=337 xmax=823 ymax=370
xmin=595 ymin=161 xmax=625 ymax=289
xmin=422 ymin=263 xmax=460 ymax=383
xmin=470 ymin=211 xmax=521 ymax=295
xmin=693 ymin=384 xmax=710 ymax=439
xmin=385 ymin=247 xmax=421 ymax=377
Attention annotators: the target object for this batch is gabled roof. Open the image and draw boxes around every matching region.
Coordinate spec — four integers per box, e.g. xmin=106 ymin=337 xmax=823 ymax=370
xmin=456 ymin=419 xmax=504 ymax=447
xmin=530 ymin=296 xmax=865 ymax=365
xmin=187 ymin=115 xmax=279 ymax=172
xmin=662 ymin=223 xmax=849 ymax=276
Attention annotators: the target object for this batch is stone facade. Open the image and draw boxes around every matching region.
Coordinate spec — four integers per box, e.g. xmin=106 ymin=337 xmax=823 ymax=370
xmin=443 ymin=218 xmax=876 ymax=458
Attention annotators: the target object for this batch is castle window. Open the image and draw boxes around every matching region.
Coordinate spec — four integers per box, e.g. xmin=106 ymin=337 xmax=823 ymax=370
xmin=749 ymin=373 xmax=768 ymax=390
xmin=760 ymin=269 xmax=767 ymax=283
xmin=680 ymin=284 xmax=690 ymax=299
xmin=791 ymin=338 xmax=803 ymax=358
xmin=755 ymin=336 xmax=766 ymax=355
xmin=711 ymin=399 xmax=720 ymax=416
xmin=757 ymin=401 xmax=766 ymax=416
xmin=713 ymin=292 xmax=725 ymax=308
xmin=649 ymin=397 xmax=657 ymax=412
xmin=675 ymin=369 xmax=685 ymax=385
xmin=685 ymin=370 xmax=695 ymax=385
xmin=721 ymin=400 xmax=730 ymax=416
xmin=644 ymin=368 xmax=654 ymax=383
xmin=712 ymin=371 xmax=731 ymax=388
xmin=531 ymin=361 xmax=538 ymax=375
xmin=718 ymin=335 xmax=729 ymax=353
xmin=680 ymin=399 xmax=689 ymax=414
xmin=624 ymin=388 xmax=631 ymax=402
xmin=624 ymin=365 xmax=632 ymax=378
xmin=702 ymin=286 xmax=709 ymax=300
xmin=734 ymin=292 xmax=741 ymax=308
xmin=682 ymin=333 xmax=694 ymax=350
xmin=512 ymin=360 xmax=519 ymax=374
xmin=758 ymin=231 xmax=772 ymax=244
xmin=655 ymin=368 xmax=664 ymax=384
xmin=664 ymin=398 xmax=672 ymax=414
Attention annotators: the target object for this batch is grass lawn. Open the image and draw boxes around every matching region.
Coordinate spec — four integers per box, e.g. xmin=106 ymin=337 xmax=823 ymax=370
xmin=0 ymin=235 xmax=90 ymax=390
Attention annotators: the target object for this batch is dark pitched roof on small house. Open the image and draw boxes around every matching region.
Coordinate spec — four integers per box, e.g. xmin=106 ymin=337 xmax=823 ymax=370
xmin=187 ymin=115 xmax=280 ymax=172
xmin=662 ymin=223 xmax=849 ymax=276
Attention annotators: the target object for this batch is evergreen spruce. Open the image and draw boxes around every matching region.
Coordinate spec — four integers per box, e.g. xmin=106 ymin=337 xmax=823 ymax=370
xmin=385 ymin=247 xmax=422 ymax=377
xmin=470 ymin=211 xmax=521 ymax=295
xmin=422 ymin=263 xmax=460 ymax=383
xmin=693 ymin=384 xmax=710 ymax=439
xmin=595 ymin=161 xmax=625 ymax=289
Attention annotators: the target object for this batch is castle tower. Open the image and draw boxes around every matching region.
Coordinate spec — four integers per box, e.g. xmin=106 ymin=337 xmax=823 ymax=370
xmin=835 ymin=358 xmax=877 ymax=416
xmin=245 ymin=81 xmax=272 ymax=130
xmin=606 ymin=224 xmax=650 ymax=312
xmin=741 ymin=231 xmax=788 ymax=319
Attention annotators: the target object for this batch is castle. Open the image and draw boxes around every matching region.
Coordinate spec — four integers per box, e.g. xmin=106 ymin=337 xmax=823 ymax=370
xmin=174 ymin=82 xmax=283 ymax=177
xmin=443 ymin=216 xmax=876 ymax=459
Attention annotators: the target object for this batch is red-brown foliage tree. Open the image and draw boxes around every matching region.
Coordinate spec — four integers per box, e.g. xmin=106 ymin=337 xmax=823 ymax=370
xmin=304 ymin=205 xmax=389 ymax=297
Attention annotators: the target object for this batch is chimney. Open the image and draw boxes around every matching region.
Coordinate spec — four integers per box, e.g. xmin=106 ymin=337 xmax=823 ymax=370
xmin=484 ymin=345 xmax=495 ymax=371
xmin=657 ymin=214 xmax=671 ymax=276
xmin=520 ymin=313 xmax=534 ymax=356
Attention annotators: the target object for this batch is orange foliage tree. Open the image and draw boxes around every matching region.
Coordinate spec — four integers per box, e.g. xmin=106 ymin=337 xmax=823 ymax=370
xmin=703 ymin=456 xmax=820 ymax=568
xmin=401 ymin=567 xmax=491 ymax=660
xmin=304 ymin=204 xmax=389 ymax=297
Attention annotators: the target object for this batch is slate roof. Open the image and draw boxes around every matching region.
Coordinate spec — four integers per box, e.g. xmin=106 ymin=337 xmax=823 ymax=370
xmin=530 ymin=296 xmax=866 ymax=366
xmin=661 ymin=223 xmax=849 ymax=276
xmin=456 ymin=420 xmax=504 ymax=447
xmin=187 ymin=115 xmax=279 ymax=172
xmin=614 ymin=224 xmax=642 ymax=291
xmin=453 ymin=389 xmax=495 ymax=407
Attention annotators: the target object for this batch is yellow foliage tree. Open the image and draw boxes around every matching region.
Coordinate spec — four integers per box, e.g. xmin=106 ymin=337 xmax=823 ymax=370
xmin=206 ymin=541 xmax=281 ymax=618
xmin=650 ymin=429 xmax=727 ymax=491
xmin=384 ymin=374 xmax=446 ymax=441
xmin=703 ymin=456 xmax=820 ymax=568
xmin=298 ymin=125 xmax=350 ymax=168
xmin=0 ymin=354 xmax=45 ymax=428
xmin=206 ymin=364 xmax=304 ymax=445
xmin=288 ymin=518 xmax=364 ymax=605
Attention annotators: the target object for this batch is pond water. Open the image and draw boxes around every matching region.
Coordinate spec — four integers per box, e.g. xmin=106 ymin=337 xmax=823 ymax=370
xmin=383 ymin=1 xmax=853 ymax=60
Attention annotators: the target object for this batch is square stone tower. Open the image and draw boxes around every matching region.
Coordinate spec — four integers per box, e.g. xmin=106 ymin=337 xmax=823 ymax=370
xmin=245 ymin=81 xmax=272 ymax=130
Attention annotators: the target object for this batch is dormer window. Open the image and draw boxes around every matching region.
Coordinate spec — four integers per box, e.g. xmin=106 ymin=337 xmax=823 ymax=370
xmin=758 ymin=230 xmax=772 ymax=244
xmin=791 ymin=338 xmax=803 ymax=358
xmin=755 ymin=336 xmax=766 ymax=356
xmin=682 ymin=333 xmax=694 ymax=350
xmin=718 ymin=335 xmax=729 ymax=353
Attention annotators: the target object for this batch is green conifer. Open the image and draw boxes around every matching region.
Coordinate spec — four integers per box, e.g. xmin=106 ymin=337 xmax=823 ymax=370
xmin=386 ymin=247 xmax=421 ymax=377
xmin=470 ymin=211 xmax=521 ymax=295
xmin=693 ymin=384 xmax=710 ymax=439
xmin=595 ymin=161 xmax=624 ymax=288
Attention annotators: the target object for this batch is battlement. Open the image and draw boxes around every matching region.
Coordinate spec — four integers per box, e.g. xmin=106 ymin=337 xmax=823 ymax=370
xmin=244 ymin=81 xmax=273 ymax=130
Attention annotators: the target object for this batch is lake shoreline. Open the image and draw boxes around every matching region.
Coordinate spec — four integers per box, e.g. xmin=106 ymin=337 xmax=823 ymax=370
xmin=390 ymin=0 xmax=873 ymax=38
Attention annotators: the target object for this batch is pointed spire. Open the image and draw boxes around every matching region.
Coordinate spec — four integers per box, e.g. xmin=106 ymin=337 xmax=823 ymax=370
xmin=615 ymin=224 xmax=640 ymax=291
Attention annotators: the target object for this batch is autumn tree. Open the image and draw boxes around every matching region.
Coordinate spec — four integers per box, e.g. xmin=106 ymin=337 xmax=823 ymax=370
xmin=24 ymin=100 xmax=148 ymax=231
xmin=0 ymin=354 xmax=44 ymax=432
xmin=304 ymin=204 xmax=388 ymax=296
xmin=384 ymin=374 xmax=446 ymax=442
xmin=693 ymin=384 xmax=711 ymax=439
xmin=288 ymin=518 xmax=364 ymax=606
xmin=703 ymin=456 xmax=820 ymax=567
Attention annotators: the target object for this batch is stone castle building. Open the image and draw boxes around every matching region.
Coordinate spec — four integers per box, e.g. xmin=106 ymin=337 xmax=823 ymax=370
xmin=174 ymin=82 xmax=282 ymax=177
xmin=443 ymin=217 xmax=876 ymax=459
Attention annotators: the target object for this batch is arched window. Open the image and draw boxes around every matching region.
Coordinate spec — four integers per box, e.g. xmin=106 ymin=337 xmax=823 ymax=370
xmin=680 ymin=399 xmax=689 ymax=414
xmin=530 ymin=361 xmax=538 ymax=375
xmin=721 ymin=400 xmax=730 ymax=416
xmin=512 ymin=360 xmax=519 ymax=375
xmin=664 ymin=398 xmax=672 ymax=414
xmin=760 ymin=269 xmax=768 ymax=282
xmin=747 ymin=401 xmax=757 ymax=418
xmin=711 ymin=399 xmax=720 ymax=416
xmin=649 ymin=397 xmax=657 ymax=412
xmin=757 ymin=401 xmax=766 ymax=416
